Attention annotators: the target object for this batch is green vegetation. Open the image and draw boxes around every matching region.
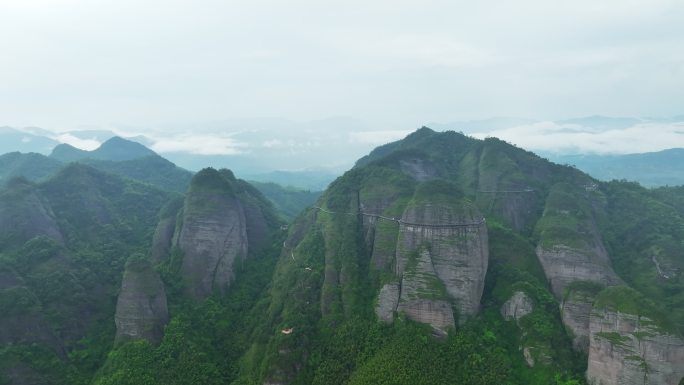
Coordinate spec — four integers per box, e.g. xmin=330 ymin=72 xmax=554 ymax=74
xmin=249 ymin=181 xmax=321 ymax=221
xmin=534 ymin=183 xmax=596 ymax=249
xmin=94 ymin=237 xmax=284 ymax=385
xmin=594 ymin=286 xmax=675 ymax=333
xmin=0 ymin=152 xmax=62 ymax=185
xmin=0 ymin=164 xmax=174 ymax=384
xmin=599 ymin=180 xmax=684 ymax=334
xmin=5 ymin=127 xmax=684 ymax=385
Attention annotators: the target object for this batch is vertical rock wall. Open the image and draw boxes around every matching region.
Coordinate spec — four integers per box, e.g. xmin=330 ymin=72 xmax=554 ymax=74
xmin=587 ymin=309 xmax=684 ymax=385
xmin=177 ymin=192 xmax=248 ymax=299
xmin=114 ymin=258 xmax=168 ymax=344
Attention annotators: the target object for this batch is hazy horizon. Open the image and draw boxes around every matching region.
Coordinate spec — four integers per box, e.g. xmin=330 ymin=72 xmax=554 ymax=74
xmin=2 ymin=0 xmax=684 ymax=169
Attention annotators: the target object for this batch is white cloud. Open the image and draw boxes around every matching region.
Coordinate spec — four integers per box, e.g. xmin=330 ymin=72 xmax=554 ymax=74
xmin=348 ymin=130 xmax=413 ymax=145
xmin=471 ymin=121 xmax=684 ymax=154
xmin=150 ymin=135 xmax=246 ymax=155
xmin=55 ymin=133 xmax=100 ymax=150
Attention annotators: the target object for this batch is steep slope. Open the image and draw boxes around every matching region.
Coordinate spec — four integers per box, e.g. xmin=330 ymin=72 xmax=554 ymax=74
xmin=114 ymin=255 xmax=168 ymax=345
xmin=0 ymin=152 xmax=63 ymax=185
xmin=249 ymin=181 xmax=322 ymax=221
xmin=48 ymin=137 xmax=194 ymax=193
xmin=0 ymin=178 xmax=64 ymax=248
xmin=236 ymin=129 xmax=584 ymax=385
xmin=49 ymin=143 xmax=89 ymax=162
xmin=0 ymin=164 xmax=173 ymax=385
xmin=149 ymin=168 xmax=281 ymax=300
xmin=176 ymin=169 xmax=250 ymax=299
xmin=587 ymin=287 xmax=684 ymax=385
xmin=94 ymin=169 xmax=284 ymax=385
xmin=236 ymin=127 xmax=684 ymax=385
xmin=6 ymin=138 xmax=192 ymax=193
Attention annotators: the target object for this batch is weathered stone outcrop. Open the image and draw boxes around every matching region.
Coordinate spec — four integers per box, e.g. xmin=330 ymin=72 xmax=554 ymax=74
xmin=587 ymin=308 xmax=684 ymax=385
xmin=393 ymin=202 xmax=488 ymax=330
xmin=397 ymin=249 xmax=455 ymax=334
xmin=115 ymin=257 xmax=168 ymax=344
xmin=174 ymin=169 xmax=250 ymax=300
xmin=500 ymin=291 xmax=554 ymax=368
xmin=177 ymin=191 xmax=248 ymax=299
xmin=375 ymin=282 xmax=400 ymax=323
xmin=150 ymin=215 xmax=177 ymax=264
xmin=536 ymin=244 xmax=620 ymax=298
xmin=535 ymin=184 xmax=623 ymax=356
xmin=500 ymin=291 xmax=534 ymax=322
xmin=535 ymin=183 xmax=620 ymax=298
xmin=560 ymin=286 xmax=596 ymax=352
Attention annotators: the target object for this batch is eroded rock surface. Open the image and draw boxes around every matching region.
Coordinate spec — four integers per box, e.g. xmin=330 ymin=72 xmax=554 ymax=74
xmin=587 ymin=309 xmax=684 ymax=385
xmin=536 ymin=244 xmax=619 ymax=298
xmin=115 ymin=258 xmax=168 ymax=344
xmin=500 ymin=291 xmax=533 ymax=322
xmin=375 ymin=282 xmax=400 ymax=323
xmin=395 ymin=203 xmax=488 ymax=323
xmin=560 ymin=287 xmax=595 ymax=352
xmin=177 ymin=186 xmax=248 ymax=299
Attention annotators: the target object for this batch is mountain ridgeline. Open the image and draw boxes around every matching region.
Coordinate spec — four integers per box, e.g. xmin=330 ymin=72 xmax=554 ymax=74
xmin=235 ymin=128 xmax=684 ymax=385
xmin=1 ymin=127 xmax=683 ymax=385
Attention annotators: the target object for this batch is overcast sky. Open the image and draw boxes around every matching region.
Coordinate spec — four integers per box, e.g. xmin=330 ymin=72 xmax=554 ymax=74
xmin=1 ymin=0 xmax=683 ymax=157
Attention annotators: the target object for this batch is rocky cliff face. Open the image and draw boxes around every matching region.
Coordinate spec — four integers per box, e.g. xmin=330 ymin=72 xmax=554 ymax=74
xmin=560 ymin=287 xmax=596 ymax=353
xmin=396 ymin=203 xmax=488 ymax=322
xmin=535 ymin=184 xmax=620 ymax=298
xmin=500 ymin=291 xmax=534 ymax=322
xmin=535 ymin=184 xmax=623 ymax=358
xmin=374 ymin=200 xmax=488 ymax=332
xmin=177 ymin=184 xmax=248 ymax=300
xmin=587 ymin=308 xmax=684 ymax=385
xmin=114 ymin=257 xmax=168 ymax=344
xmin=536 ymin=245 xmax=619 ymax=298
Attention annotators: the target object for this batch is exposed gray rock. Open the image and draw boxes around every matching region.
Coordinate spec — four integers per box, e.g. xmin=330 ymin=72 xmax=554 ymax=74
xmin=176 ymin=191 xmax=248 ymax=299
xmin=536 ymin=244 xmax=620 ymax=299
xmin=242 ymin=198 xmax=269 ymax=251
xmin=397 ymin=248 xmax=455 ymax=334
xmin=500 ymin=291 xmax=534 ymax=322
xmin=399 ymin=298 xmax=455 ymax=336
xmin=535 ymin=185 xmax=625 ymax=358
xmin=375 ymin=282 xmax=400 ymax=323
xmin=521 ymin=346 xmax=551 ymax=368
xmin=150 ymin=216 xmax=177 ymax=265
xmin=587 ymin=308 xmax=684 ymax=385
xmin=560 ymin=288 xmax=595 ymax=353
xmin=523 ymin=347 xmax=535 ymax=367
xmin=395 ymin=203 xmax=488 ymax=324
xmin=115 ymin=258 xmax=168 ymax=344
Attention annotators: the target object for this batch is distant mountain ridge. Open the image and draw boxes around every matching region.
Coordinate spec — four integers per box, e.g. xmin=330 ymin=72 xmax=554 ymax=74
xmin=3 ymin=137 xmax=192 ymax=193
xmin=50 ymin=136 xmax=157 ymax=162
xmin=548 ymin=148 xmax=684 ymax=187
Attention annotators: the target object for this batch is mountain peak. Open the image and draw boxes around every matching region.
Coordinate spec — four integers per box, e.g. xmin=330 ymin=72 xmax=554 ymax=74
xmin=50 ymin=136 xmax=157 ymax=162
xmin=93 ymin=136 xmax=156 ymax=161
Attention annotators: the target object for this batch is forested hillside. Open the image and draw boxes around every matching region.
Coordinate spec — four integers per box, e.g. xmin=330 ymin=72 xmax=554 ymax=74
xmin=1 ymin=128 xmax=683 ymax=385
